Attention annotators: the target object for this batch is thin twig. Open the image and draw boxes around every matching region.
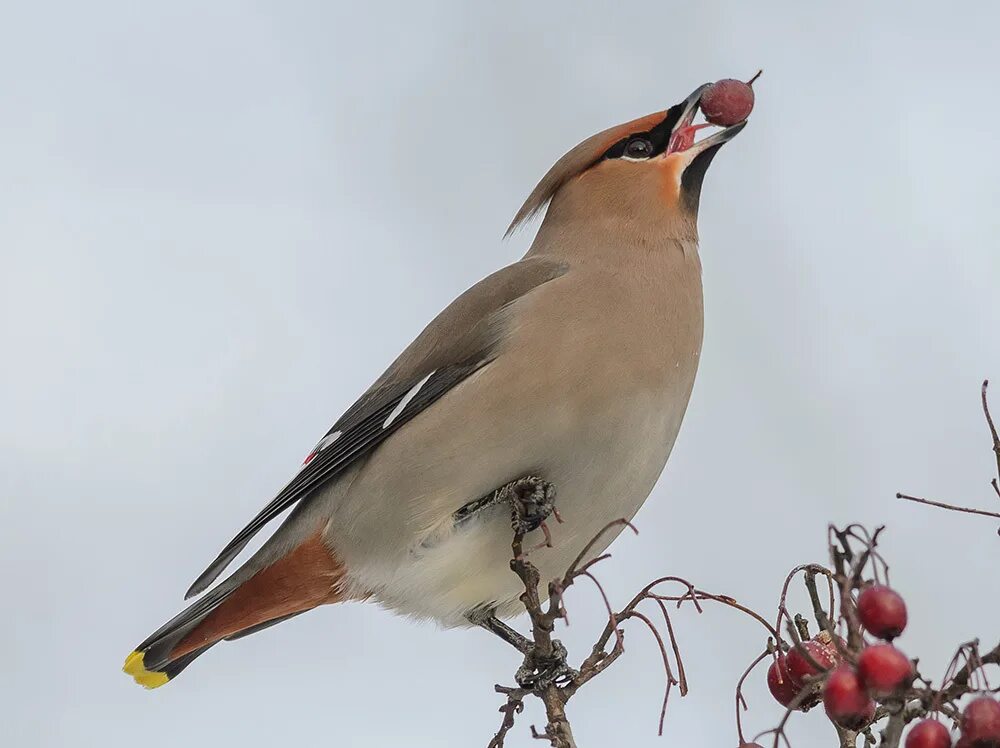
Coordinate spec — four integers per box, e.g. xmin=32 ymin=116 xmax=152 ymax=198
xmin=735 ymin=649 xmax=771 ymax=744
xmin=983 ymin=380 xmax=1000 ymax=485
xmin=896 ymin=492 xmax=1000 ymax=520
xmin=935 ymin=640 xmax=1000 ymax=705
xmin=626 ymin=610 xmax=677 ymax=736
xmin=488 ymin=686 xmax=526 ymax=748
xmin=654 ymin=599 xmax=689 ymax=697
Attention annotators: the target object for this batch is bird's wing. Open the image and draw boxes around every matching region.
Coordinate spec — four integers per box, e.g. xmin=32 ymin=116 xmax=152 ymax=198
xmin=184 ymin=256 xmax=567 ymax=598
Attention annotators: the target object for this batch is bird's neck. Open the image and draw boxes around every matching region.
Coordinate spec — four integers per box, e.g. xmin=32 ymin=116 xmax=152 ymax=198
xmin=524 ymin=211 xmax=699 ymax=265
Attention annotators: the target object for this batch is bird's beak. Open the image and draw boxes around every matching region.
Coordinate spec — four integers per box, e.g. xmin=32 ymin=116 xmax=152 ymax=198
xmin=664 ymin=84 xmax=747 ymax=158
xmin=658 ymin=84 xmax=749 ymax=212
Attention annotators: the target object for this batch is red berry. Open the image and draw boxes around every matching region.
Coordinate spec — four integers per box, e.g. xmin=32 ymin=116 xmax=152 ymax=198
xmin=767 ymin=655 xmax=800 ymax=706
xmin=787 ymin=632 xmax=843 ymax=687
xmin=768 ymin=653 xmax=820 ymax=710
xmin=906 ymin=719 xmax=953 ymax=748
xmin=857 ymin=585 xmax=908 ymax=640
xmin=699 ymin=76 xmax=756 ymax=127
xmin=858 ymin=644 xmax=913 ymax=697
xmin=824 ymin=666 xmax=876 ymax=730
xmin=961 ymin=697 xmax=1000 ymax=747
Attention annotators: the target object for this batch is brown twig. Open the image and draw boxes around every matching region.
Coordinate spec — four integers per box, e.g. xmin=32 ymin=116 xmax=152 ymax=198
xmin=895 ymin=380 xmax=1000 ymax=526
xmin=804 ymin=567 xmax=839 ymax=643
xmin=489 ymin=485 xmax=761 ymax=746
xmin=627 ymin=609 xmax=678 ymax=735
xmin=896 ymin=492 xmax=1000 ymax=520
xmin=488 ymin=686 xmax=526 ymax=748
xmin=648 ymin=583 xmax=781 ymax=641
xmin=983 ymin=381 xmax=1000 ymax=490
xmin=735 ymin=649 xmax=771 ymax=743
xmin=506 ymin=519 xmax=575 ymax=747
xmin=654 ymin=599 xmax=689 ymax=697
xmin=935 ymin=640 xmax=1000 ymax=705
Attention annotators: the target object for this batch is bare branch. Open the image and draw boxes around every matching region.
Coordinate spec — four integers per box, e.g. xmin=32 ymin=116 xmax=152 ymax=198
xmin=626 ymin=610 xmax=677 ymax=735
xmin=896 ymin=492 xmax=1000 ymax=520
xmin=735 ymin=649 xmax=771 ymax=744
xmin=983 ymin=380 xmax=1000 ymax=486
xmin=488 ymin=686 xmax=526 ymax=748
xmin=482 ymin=462 xmax=999 ymax=748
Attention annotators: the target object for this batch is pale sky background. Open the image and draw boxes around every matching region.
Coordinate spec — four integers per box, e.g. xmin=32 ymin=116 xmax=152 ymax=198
xmin=2 ymin=2 xmax=999 ymax=746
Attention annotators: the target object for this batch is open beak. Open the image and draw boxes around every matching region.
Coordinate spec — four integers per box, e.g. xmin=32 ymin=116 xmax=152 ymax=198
xmin=665 ymin=84 xmax=747 ymax=157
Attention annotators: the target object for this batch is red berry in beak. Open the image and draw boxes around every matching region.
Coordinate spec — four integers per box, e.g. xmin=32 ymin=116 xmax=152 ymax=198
xmin=767 ymin=655 xmax=801 ymax=707
xmin=857 ymin=644 xmax=913 ymax=697
xmin=824 ymin=666 xmax=876 ymax=730
xmin=699 ymin=74 xmax=758 ymax=127
xmin=961 ymin=697 xmax=1000 ymax=747
xmin=786 ymin=632 xmax=843 ymax=686
xmin=905 ymin=719 xmax=953 ymax=748
xmin=857 ymin=585 xmax=908 ymax=640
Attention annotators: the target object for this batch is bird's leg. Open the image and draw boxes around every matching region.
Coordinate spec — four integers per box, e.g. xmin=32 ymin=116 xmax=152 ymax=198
xmin=452 ymin=475 xmax=558 ymax=542
xmin=466 ymin=609 xmax=533 ymax=655
xmin=462 ymin=476 xmax=573 ymax=686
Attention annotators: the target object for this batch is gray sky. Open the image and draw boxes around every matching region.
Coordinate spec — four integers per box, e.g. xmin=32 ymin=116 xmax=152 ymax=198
xmin=2 ymin=2 xmax=999 ymax=746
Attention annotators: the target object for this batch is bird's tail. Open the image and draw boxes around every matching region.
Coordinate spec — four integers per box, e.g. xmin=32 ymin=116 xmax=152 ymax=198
xmin=123 ymin=532 xmax=345 ymax=688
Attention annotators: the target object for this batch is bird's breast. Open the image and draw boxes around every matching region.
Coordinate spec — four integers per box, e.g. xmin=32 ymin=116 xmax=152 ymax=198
xmin=503 ymin=252 xmax=705 ymax=407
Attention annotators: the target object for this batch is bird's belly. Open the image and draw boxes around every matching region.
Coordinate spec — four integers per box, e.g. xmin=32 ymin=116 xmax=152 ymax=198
xmin=340 ymin=388 xmax=690 ymax=627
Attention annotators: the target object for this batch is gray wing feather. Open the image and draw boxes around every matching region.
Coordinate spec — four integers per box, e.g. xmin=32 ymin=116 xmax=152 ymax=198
xmin=184 ymin=256 xmax=567 ymax=599
xmin=184 ymin=361 xmax=487 ymax=598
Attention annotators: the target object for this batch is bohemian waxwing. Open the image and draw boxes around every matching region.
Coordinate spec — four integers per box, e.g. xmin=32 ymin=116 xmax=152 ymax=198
xmin=124 ymin=82 xmax=748 ymax=688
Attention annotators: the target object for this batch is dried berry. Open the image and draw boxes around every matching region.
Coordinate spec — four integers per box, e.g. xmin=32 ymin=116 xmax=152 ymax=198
xmin=857 ymin=586 xmax=908 ymax=640
xmin=857 ymin=644 xmax=913 ymax=697
xmin=824 ymin=666 xmax=876 ymax=730
xmin=787 ymin=632 xmax=843 ymax=687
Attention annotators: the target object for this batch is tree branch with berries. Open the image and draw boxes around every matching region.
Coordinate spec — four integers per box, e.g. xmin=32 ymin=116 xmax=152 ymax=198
xmin=482 ymin=381 xmax=1000 ymax=748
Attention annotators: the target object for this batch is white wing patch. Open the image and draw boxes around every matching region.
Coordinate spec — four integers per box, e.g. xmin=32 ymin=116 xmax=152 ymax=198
xmin=302 ymin=430 xmax=342 ymax=467
xmin=315 ymin=430 xmax=342 ymax=452
xmin=383 ymin=370 xmax=436 ymax=429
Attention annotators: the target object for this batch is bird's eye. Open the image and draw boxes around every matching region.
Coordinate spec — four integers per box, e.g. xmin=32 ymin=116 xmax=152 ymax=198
xmin=623 ymin=137 xmax=654 ymax=159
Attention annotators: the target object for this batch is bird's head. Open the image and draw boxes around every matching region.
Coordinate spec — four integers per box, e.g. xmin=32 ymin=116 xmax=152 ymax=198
xmin=508 ymin=84 xmax=747 ymax=241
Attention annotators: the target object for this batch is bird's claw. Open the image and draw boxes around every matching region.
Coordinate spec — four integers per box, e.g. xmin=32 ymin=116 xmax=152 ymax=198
xmin=503 ymin=476 xmax=557 ymax=536
xmin=514 ymin=639 xmax=578 ymax=689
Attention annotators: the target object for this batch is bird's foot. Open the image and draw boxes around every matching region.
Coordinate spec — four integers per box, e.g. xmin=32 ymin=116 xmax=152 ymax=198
xmin=515 ymin=639 xmax=578 ymax=689
xmin=499 ymin=476 xmax=558 ymax=539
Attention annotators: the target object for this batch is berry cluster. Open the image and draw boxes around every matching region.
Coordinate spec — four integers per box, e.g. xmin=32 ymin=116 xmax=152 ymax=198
xmin=822 ymin=586 xmax=912 ymax=729
xmin=760 ymin=583 xmax=1000 ymax=747
xmin=766 ymin=630 xmax=846 ymax=711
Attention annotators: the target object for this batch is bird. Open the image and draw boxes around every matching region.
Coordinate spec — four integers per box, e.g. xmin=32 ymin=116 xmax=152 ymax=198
xmin=123 ymin=82 xmax=748 ymax=688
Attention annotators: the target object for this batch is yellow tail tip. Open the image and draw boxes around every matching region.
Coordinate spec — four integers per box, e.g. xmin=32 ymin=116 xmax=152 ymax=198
xmin=122 ymin=651 xmax=169 ymax=689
